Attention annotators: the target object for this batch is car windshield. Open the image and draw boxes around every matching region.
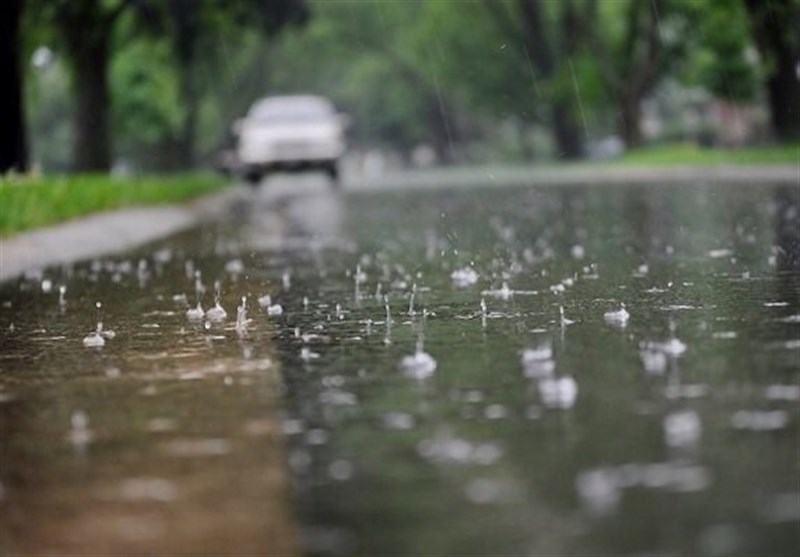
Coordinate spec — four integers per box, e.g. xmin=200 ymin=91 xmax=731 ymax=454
xmin=249 ymin=98 xmax=333 ymax=123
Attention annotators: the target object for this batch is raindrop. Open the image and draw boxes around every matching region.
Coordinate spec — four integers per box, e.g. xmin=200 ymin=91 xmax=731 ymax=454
xmin=306 ymin=428 xmax=329 ymax=446
xmin=465 ymin=478 xmax=518 ymax=505
xmin=482 ymin=282 xmax=513 ymax=300
xmin=187 ymin=271 xmax=205 ymax=319
xmin=68 ymin=410 xmax=93 ymax=446
xmin=408 ymin=283 xmax=417 ymax=316
xmin=451 ymin=267 xmax=479 ymax=287
xmin=236 ymin=296 xmax=250 ymax=334
xmin=328 ymin=459 xmax=354 ymax=481
xmin=559 ymin=305 xmax=575 ymax=326
xmin=765 ymin=385 xmax=800 ymax=402
xmin=603 ymin=303 xmax=629 ymax=327
xmin=381 ymin=411 xmax=415 ymax=430
xmin=576 ymin=469 xmax=620 ymax=516
xmin=205 ymin=280 xmax=227 ymax=322
xmin=224 ymin=259 xmax=245 ymax=275
xmin=664 ymin=410 xmax=702 ymax=448
xmin=521 ymin=343 xmax=556 ymax=378
xmin=400 ymin=335 xmax=436 ymax=379
xmin=730 ymin=410 xmax=788 ymax=431
xmin=538 ymin=376 xmax=578 ymax=409
xmin=258 ymin=294 xmax=283 ymax=316
xmin=300 ymin=347 xmax=320 ymax=361
xmin=83 ymin=301 xmax=113 ymax=347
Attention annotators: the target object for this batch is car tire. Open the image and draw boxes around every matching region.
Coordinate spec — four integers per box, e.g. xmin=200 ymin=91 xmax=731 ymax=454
xmin=244 ymin=171 xmax=262 ymax=187
xmin=325 ymin=162 xmax=339 ymax=185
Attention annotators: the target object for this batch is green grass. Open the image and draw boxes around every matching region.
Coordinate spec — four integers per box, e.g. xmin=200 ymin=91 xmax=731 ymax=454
xmin=0 ymin=173 xmax=227 ymax=236
xmin=606 ymin=142 xmax=799 ymax=166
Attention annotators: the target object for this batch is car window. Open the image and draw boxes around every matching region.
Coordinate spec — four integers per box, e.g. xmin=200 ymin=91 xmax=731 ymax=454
xmin=249 ymin=98 xmax=334 ymax=123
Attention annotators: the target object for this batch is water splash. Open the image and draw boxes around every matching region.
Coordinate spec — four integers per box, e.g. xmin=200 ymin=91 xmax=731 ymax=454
xmin=603 ymin=303 xmax=630 ymax=327
xmin=451 ymin=267 xmax=479 ymax=287
xmin=236 ymin=296 xmax=250 ymax=335
xmin=538 ymin=376 xmax=578 ymax=408
xmin=205 ymin=280 xmax=227 ymax=322
xmin=300 ymin=346 xmax=320 ymax=361
xmin=664 ymin=410 xmax=702 ymax=449
xmin=68 ymin=410 xmax=93 ymax=446
xmin=482 ymin=282 xmax=513 ymax=300
xmin=521 ymin=343 xmax=556 ymax=379
xmin=408 ymin=283 xmax=417 ymax=316
xmin=83 ymin=301 xmax=114 ymax=347
xmin=384 ymin=295 xmax=393 ymax=325
xmin=399 ymin=334 xmax=437 ymax=379
xmin=186 ymin=271 xmax=205 ymax=320
xmin=559 ymin=305 xmax=575 ymax=327
xmin=258 ymin=294 xmax=283 ymax=316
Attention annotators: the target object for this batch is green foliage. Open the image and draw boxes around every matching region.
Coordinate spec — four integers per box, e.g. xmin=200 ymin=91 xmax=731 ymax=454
xmin=111 ymin=36 xmax=184 ymax=147
xmin=681 ymin=0 xmax=759 ymax=101
xmin=18 ymin=0 xmax=789 ymax=169
xmin=0 ymin=173 xmax=226 ymax=236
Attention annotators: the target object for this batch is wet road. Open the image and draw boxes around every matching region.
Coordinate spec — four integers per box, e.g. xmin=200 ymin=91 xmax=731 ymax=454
xmin=1 ymin=173 xmax=799 ymax=556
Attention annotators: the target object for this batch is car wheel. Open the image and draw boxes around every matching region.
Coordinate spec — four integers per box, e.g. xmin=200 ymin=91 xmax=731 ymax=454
xmin=244 ymin=171 xmax=262 ymax=187
xmin=325 ymin=163 xmax=339 ymax=184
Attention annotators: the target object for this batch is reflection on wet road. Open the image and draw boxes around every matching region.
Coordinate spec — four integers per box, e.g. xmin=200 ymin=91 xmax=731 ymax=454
xmin=2 ymin=174 xmax=799 ymax=556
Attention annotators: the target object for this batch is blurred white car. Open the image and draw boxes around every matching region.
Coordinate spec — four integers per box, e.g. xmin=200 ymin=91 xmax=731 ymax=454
xmin=234 ymin=95 xmax=348 ymax=184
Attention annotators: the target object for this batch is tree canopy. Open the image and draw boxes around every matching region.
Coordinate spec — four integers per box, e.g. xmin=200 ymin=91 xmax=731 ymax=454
xmin=4 ymin=0 xmax=797 ymax=174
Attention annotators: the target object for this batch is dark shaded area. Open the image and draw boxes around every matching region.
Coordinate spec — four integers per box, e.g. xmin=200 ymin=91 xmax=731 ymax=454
xmin=745 ymin=0 xmax=800 ymax=141
xmin=0 ymin=0 xmax=28 ymax=173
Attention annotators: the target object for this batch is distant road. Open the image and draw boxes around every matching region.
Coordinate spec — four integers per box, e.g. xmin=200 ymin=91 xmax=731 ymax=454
xmin=346 ymin=163 xmax=799 ymax=192
xmin=2 ymin=164 xmax=796 ymax=282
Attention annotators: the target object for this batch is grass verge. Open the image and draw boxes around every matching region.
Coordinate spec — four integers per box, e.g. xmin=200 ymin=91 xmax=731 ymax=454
xmin=607 ymin=142 xmax=799 ymax=166
xmin=0 ymin=173 xmax=227 ymax=237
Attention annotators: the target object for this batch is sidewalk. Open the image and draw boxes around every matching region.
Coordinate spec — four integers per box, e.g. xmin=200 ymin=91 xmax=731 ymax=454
xmin=0 ymin=187 xmax=246 ymax=283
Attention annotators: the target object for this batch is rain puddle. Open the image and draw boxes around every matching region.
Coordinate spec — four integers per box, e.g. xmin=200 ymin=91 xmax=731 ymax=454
xmin=1 ymin=178 xmax=798 ymax=556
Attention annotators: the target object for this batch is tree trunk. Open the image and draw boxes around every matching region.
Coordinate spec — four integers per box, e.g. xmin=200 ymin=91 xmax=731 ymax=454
xmin=765 ymin=49 xmax=800 ymax=141
xmin=0 ymin=0 xmax=28 ymax=173
xmin=620 ymin=95 xmax=643 ymax=149
xmin=552 ymin=103 xmax=583 ymax=159
xmin=176 ymin=69 xmax=198 ymax=169
xmin=68 ymin=30 xmax=112 ymax=172
xmin=745 ymin=0 xmax=800 ymax=141
xmin=426 ymin=93 xmax=455 ymax=164
xmin=171 ymin=2 xmax=198 ymax=169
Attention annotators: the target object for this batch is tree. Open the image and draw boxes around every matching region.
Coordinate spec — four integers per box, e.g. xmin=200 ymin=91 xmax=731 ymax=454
xmin=35 ymin=0 xmax=133 ymax=172
xmin=27 ymin=0 xmax=308 ymax=173
xmin=476 ymin=0 xmax=587 ymax=159
xmin=744 ymin=0 xmax=800 ymax=141
xmin=161 ymin=0 xmax=308 ymax=168
xmin=582 ymin=0 xmax=690 ymax=148
xmin=1 ymin=0 xmax=29 ymax=173
xmin=262 ymin=1 xmax=466 ymax=163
